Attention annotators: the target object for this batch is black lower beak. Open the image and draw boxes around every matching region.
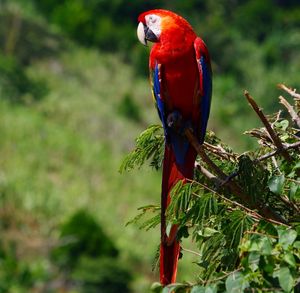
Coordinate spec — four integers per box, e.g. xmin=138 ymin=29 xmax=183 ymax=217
xmin=144 ymin=25 xmax=158 ymax=43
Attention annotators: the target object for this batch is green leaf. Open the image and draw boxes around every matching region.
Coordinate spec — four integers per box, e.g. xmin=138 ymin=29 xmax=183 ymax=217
xmin=257 ymin=220 xmax=277 ymax=237
xmin=248 ymin=251 xmax=260 ymax=271
xmin=203 ymin=227 xmax=219 ymax=237
xmin=268 ymin=175 xmax=285 ymax=195
xmin=177 ymin=225 xmax=189 ymax=239
xmin=190 ymin=285 xmax=206 ymax=293
xmin=227 ymin=211 xmax=254 ymax=248
xmin=293 ymin=241 xmax=300 ymax=249
xmin=276 ymin=119 xmax=289 ymax=131
xmin=293 ymin=162 xmax=300 ymax=170
xmin=277 ymin=267 xmax=294 ymax=292
xmin=248 ymin=238 xmax=260 ymax=251
xmin=151 ymin=282 xmax=163 ymax=292
xmin=260 ymin=237 xmax=273 ymax=255
xmin=283 ymin=252 xmax=296 ymax=268
xmin=119 ymin=124 xmax=163 ymax=172
xmin=126 ymin=205 xmax=160 ymax=230
xmin=162 ymin=283 xmax=186 ymax=293
xmin=288 ymin=183 xmax=300 ymax=201
xmin=225 ymin=271 xmax=249 ymax=293
xmin=278 ymin=229 xmax=297 ymax=249
xmin=204 ymin=285 xmax=218 ymax=293
xmin=263 ymin=255 xmax=275 ymax=274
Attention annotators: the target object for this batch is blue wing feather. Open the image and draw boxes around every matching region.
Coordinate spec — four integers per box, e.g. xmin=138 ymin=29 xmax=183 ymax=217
xmin=199 ymin=56 xmax=212 ymax=144
xmin=152 ymin=63 xmax=189 ymax=166
xmin=152 ymin=63 xmax=168 ymax=135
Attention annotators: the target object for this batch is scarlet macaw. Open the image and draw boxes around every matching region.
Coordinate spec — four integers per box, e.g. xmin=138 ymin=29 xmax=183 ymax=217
xmin=137 ymin=9 xmax=212 ymax=285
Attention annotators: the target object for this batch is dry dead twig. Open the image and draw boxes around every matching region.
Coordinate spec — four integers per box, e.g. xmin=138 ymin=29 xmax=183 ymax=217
xmin=256 ymin=141 xmax=300 ymax=162
xmin=184 ymin=127 xmax=287 ymax=225
xmin=203 ymin=142 xmax=237 ymax=161
xmin=279 ymin=95 xmax=300 ymax=129
xmin=278 ymin=83 xmax=300 ymax=100
xmin=244 ymin=91 xmax=293 ymax=162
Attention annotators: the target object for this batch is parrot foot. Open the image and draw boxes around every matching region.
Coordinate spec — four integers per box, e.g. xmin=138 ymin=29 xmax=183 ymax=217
xmin=167 ymin=111 xmax=192 ymax=135
xmin=167 ymin=111 xmax=183 ymax=131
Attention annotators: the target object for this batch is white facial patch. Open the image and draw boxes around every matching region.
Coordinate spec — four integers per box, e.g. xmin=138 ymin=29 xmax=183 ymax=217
xmin=145 ymin=14 xmax=162 ymax=39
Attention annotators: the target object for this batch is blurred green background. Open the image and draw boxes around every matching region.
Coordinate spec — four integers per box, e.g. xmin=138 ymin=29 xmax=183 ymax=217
xmin=0 ymin=0 xmax=299 ymax=292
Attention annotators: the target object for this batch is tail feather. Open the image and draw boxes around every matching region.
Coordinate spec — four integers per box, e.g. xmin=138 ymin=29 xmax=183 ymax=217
xmin=160 ymin=145 xmax=196 ymax=285
xmin=160 ymin=236 xmax=180 ymax=285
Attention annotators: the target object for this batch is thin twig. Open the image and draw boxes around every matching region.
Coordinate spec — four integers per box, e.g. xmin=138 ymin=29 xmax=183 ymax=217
xmin=181 ymin=247 xmax=202 ymax=257
xmin=195 ymin=162 xmax=238 ymax=187
xmin=244 ymin=90 xmax=293 ymax=162
xmin=191 ymin=184 xmax=289 ymax=227
xmin=195 ymin=162 xmax=221 ymax=183
xmin=184 ymin=128 xmax=288 ymax=225
xmin=256 ymin=141 xmax=300 ymax=161
xmin=191 ymin=187 xmax=263 ymax=223
xmin=244 ymin=230 xmax=279 ymax=238
xmin=271 ymin=156 xmax=281 ymax=173
xmin=203 ymin=142 xmax=237 ymax=161
xmin=279 ymin=195 xmax=300 ymax=213
xmin=278 ymin=83 xmax=300 ymax=100
xmin=200 ymin=268 xmax=242 ymax=286
xmin=279 ymin=95 xmax=300 ymax=128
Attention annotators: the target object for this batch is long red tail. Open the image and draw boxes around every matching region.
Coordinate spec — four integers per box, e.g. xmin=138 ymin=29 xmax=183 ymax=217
xmin=160 ymin=145 xmax=196 ymax=285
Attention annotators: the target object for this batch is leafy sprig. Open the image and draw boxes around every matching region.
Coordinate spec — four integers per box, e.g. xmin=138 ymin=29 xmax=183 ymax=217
xmin=122 ymin=84 xmax=300 ymax=292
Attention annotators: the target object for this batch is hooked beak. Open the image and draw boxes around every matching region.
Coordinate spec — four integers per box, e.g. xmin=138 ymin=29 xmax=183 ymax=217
xmin=137 ymin=22 xmax=158 ymax=46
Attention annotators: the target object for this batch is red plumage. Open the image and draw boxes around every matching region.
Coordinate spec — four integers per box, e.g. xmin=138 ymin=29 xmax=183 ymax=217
xmin=138 ymin=9 xmax=212 ymax=286
xmin=160 ymin=146 xmax=196 ymax=284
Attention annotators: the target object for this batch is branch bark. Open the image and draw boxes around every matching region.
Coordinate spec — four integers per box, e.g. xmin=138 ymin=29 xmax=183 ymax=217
xmin=256 ymin=141 xmax=300 ymax=162
xmin=203 ymin=142 xmax=237 ymax=161
xmin=184 ymin=127 xmax=288 ymax=225
xmin=244 ymin=91 xmax=293 ymax=162
xmin=278 ymin=83 xmax=300 ymax=100
xmin=279 ymin=95 xmax=300 ymax=128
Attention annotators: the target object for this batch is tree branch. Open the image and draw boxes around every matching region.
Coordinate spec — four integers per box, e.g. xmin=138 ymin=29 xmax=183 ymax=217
xmin=203 ymin=142 xmax=237 ymax=161
xmin=184 ymin=127 xmax=288 ymax=225
xmin=279 ymin=95 xmax=300 ymax=129
xmin=256 ymin=141 xmax=300 ymax=161
xmin=244 ymin=90 xmax=293 ymax=162
xmin=278 ymin=83 xmax=300 ymax=100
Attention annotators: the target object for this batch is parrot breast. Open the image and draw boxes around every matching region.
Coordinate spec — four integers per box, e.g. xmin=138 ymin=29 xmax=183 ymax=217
xmin=150 ymin=33 xmax=199 ymax=123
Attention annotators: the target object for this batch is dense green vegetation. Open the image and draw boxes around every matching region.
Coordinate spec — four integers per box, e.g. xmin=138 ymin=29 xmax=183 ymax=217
xmin=124 ymin=92 xmax=300 ymax=292
xmin=0 ymin=0 xmax=299 ymax=291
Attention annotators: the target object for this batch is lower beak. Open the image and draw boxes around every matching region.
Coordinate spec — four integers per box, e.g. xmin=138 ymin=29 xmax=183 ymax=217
xmin=144 ymin=26 xmax=158 ymax=43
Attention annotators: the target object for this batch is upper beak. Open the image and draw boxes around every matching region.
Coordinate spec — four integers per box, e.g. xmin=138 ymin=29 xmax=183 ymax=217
xmin=137 ymin=22 xmax=159 ymax=46
xmin=137 ymin=22 xmax=147 ymax=46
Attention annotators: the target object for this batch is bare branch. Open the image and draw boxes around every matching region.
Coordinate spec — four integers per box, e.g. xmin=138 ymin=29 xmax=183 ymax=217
xmin=195 ymin=162 xmax=219 ymax=181
xmin=203 ymin=142 xmax=237 ymax=161
xmin=184 ymin=127 xmax=288 ymax=225
xmin=278 ymin=83 xmax=300 ymax=100
xmin=279 ymin=195 xmax=300 ymax=213
xmin=279 ymin=95 xmax=300 ymax=128
xmin=256 ymin=141 xmax=300 ymax=161
xmin=244 ymin=90 xmax=293 ymax=162
xmin=181 ymin=247 xmax=202 ymax=257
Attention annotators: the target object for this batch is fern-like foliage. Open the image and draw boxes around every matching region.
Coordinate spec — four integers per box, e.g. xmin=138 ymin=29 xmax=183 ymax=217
xmin=119 ymin=124 xmax=164 ymax=172
xmin=122 ymin=86 xmax=300 ymax=292
xmin=126 ymin=204 xmax=160 ymax=231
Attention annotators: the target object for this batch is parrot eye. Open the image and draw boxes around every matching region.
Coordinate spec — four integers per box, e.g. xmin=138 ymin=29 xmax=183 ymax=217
xmin=149 ymin=15 xmax=156 ymax=23
xmin=145 ymin=14 xmax=161 ymax=39
xmin=147 ymin=14 xmax=159 ymax=25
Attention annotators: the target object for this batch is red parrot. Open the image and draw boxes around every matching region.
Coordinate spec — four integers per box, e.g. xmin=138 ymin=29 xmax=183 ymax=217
xmin=137 ymin=9 xmax=212 ymax=285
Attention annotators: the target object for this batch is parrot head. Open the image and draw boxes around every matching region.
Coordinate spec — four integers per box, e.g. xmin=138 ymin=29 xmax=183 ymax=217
xmin=137 ymin=9 xmax=196 ymax=47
